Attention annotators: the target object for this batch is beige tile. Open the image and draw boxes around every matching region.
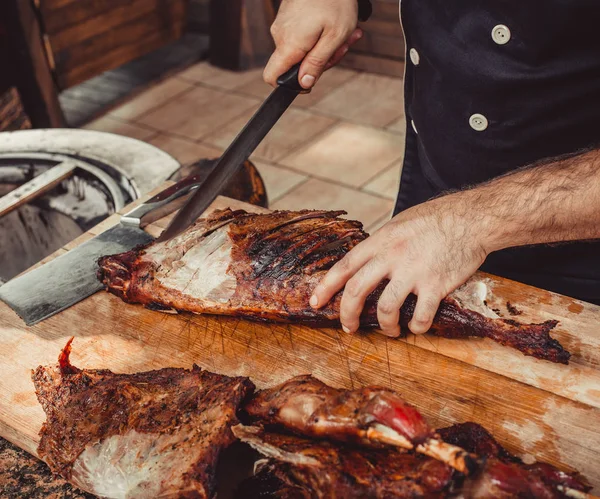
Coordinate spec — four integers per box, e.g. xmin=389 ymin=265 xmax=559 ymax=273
xmin=83 ymin=116 xmax=156 ymax=141
xmin=362 ymin=162 xmax=402 ymax=199
xmin=234 ymin=76 xmax=273 ymax=100
xmin=280 ymin=122 xmax=403 ymax=187
xmin=177 ymin=62 xmax=264 ymax=90
xmin=252 ymin=160 xmax=308 ymax=202
xmin=175 ymin=62 xmax=225 ymax=83
xmin=137 ymin=86 xmax=259 ymax=141
xmin=294 ymin=67 xmax=358 ymax=108
xmin=311 ymin=73 xmax=404 ymax=127
xmin=148 ymin=134 xmax=223 ymax=166
xmin=272 ymin=178 xmax=394 ymax=228
xmin=387 ymin=116 xmax=406 ymax=133
xmin=109 ymin=78 xmax=193 ymax=121
xmin=204 ymin=106 xmax=335 ymax=163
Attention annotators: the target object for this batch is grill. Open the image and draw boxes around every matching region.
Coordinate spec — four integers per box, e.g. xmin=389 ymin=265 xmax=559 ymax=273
xmin=0 ymin=129 xmax=180 ymax=282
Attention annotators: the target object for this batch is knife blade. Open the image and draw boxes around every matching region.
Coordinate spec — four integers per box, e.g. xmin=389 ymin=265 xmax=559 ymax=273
xmin=0 ymin=173 xmax=204 ymax=326
xmin=157 ymin=63 xmax=306 ymax=243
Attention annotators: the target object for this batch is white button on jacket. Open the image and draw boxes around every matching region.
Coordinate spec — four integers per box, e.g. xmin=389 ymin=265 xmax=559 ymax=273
xmin=409 ymin=48 xmax=420 ymax=66
xmin=469 ymin=113 xmax=489 ymax=131
xmin=492 ymin=24 xmax=511 ymax=45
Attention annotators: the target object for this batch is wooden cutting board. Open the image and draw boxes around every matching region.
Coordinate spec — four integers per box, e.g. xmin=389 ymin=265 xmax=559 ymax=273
xmin=1 ymin=186 xmax=600 ymax=489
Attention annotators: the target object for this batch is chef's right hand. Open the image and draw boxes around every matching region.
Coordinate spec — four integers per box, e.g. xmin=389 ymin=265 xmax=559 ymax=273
xmin=263 ymin=0 xmax=363 ymax=90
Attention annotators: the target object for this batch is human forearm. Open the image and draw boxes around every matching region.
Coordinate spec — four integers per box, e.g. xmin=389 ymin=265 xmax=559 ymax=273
xmin=457 ymin=148 xmax=600 ymax=253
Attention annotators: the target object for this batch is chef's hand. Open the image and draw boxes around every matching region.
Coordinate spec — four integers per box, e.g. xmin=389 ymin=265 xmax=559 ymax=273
xmin=264 ymin=0 xmax=363 ymax=90
xmin=310 ymin=194 xmax=489 ymax=336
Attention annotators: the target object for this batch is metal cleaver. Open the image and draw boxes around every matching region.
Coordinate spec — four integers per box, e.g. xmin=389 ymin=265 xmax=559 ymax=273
xmin=0 ymin=174 xmax=204 ymax=326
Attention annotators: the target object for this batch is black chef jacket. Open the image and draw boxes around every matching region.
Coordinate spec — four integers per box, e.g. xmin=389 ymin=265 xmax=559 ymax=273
xmin=395 ymin=0 xmax=600 ymax=304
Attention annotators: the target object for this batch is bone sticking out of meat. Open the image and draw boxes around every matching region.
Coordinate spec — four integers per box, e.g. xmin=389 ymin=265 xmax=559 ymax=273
xmin=97 ymin=208 xmax=570 ymax=363
xmin=235 ymin=422 xmax=593 ymax=499
xmin=232 ymin=424 xmax=455 ymax=499
xmin=32 ymin=338 xmax=255 ymax=499
xmin=243 ymin=374 xmax=479 ymax=475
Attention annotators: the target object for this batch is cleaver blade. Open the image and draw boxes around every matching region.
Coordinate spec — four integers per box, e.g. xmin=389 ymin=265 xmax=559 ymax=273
xmin=0 ymin=172 xmax=204 ymax=326
xmin=0 ymin=225 xmax=152 ymax=326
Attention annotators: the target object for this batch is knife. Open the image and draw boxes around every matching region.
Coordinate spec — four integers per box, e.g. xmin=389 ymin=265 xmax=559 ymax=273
xmin=157 ymin=63 xmax=305 ymax=242
xmin=0 ymin=173 xmax=205 ymax=326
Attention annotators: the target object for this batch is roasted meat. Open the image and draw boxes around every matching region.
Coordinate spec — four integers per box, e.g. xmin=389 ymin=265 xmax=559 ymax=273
xmin=462 ymin=460 xmax=592 ymax=499
xmin=243 ymin=374 xmax=478 ymax=474
xmin=232 ymin=425 xmax=455 ymax=498
xmin=244 ymin=376 xmax=592 ymax=498
xmin=98 ymin=209 xmax=365 ymax=323
xmin=234 ymin=422 xmax=592 ymax=499
xmin=439 ymin=423 xmax=592 ymax=498
xmin=98 ymin=208 xmax=569 ymax=363
xmin=437 ymin=422 xmax=521 ymax=465
xmin=32 ymin=339 xmax=255 ymax=499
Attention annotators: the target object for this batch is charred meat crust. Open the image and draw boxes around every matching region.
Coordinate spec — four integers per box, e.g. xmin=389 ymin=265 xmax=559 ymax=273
xmin=97 ymin=208 xmax=571 ymax=364
xmin=32 ymin=339 xmax=255 ymax=498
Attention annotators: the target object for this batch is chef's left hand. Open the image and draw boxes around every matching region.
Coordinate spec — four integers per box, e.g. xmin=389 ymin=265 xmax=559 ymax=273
xmin=310 ymin=194 xmax=489 ymax=337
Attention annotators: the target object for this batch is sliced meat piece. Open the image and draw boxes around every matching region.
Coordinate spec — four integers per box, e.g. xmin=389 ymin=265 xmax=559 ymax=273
xmin=243 ymin=374 xmax=478 ymax=475
xmin=32 ymin=338 xmax=255 ymax=499
xmin=232 ymin=424 xmax=455 ymax=499
xmin=97 ymin=208 xmax=570 ymax=363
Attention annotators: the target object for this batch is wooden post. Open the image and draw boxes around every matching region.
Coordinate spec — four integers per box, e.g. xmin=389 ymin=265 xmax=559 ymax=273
xmin=209 ymin=0 xmax=276 ymax=71
xmin=0 ymin=0 xmax=65 ymax=127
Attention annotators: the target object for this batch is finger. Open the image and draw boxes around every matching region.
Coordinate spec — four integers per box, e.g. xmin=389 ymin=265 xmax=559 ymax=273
xmin=263 ymin=45 xmax=307 ymax=87
xmin=310 ymin=239 xmax=374 ymax=309
xmin=325 ymin=28 xmax=363 ymax=69
xmin=339 ymin=256 xmax=389 ymax=334
xmin=299 ymin=29 xmax=353 ymax=89
xmin=347 ymin=27 xmax=364 ymax=47
xmin=408 ymin=290 xmax=442 ymax=335
xmin=325 ymin=44 xmax=349 ymax=70
xmin=376 ymin=279 xmax=411 ymax=338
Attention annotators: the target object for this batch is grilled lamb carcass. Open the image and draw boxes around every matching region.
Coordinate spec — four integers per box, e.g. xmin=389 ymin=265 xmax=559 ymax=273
xmin=232 ymin=425 xmax=455 ymax=498
xmin=98 ymin=208 xmax=570 ymax=363
xmin=32 ymin=338 xmax=255 ymax=499
xmin=243 ymin=374 xmax=478 ymax=475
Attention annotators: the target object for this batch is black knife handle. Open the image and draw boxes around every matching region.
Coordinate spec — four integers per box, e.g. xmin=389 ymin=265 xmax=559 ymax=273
xmin=277 ymin=63 xmax=311 ymax=94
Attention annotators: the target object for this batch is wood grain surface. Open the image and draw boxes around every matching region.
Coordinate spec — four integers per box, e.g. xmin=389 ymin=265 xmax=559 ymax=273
xmin=40 ymin=0 xmax=187 ymax=89
xmin=1 ymin=188 xmax=599 ymax=489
